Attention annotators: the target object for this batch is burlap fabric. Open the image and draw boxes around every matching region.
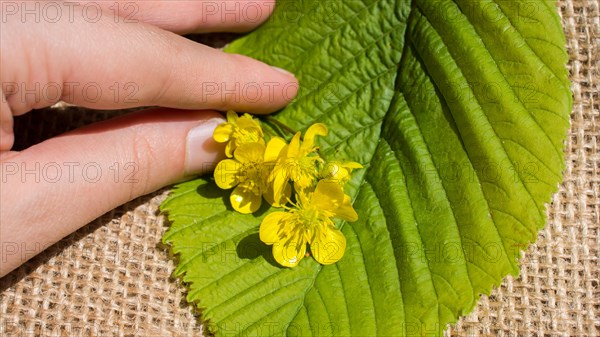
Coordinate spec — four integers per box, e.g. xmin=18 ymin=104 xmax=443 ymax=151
xmin=1 ymin=1 xmax=598 ymax=336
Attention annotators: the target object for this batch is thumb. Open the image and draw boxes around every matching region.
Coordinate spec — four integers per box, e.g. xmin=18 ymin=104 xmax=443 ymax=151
xmin=0 ymin=109 xmax=225 ymax=276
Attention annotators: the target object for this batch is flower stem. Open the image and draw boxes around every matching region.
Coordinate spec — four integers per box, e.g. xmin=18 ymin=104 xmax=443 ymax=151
xmin=264 ymin=116 xmax=296 ymax=137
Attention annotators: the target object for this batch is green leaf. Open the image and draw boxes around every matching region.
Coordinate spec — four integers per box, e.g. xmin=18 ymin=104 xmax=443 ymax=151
xmin=161 ymin=1 xmax=571 ymax=336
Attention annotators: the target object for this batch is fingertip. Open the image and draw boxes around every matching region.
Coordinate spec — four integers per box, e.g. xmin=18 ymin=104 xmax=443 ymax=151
xmin=222 ymin=53 xmax=299 ymax=114
xmin=279 ymin=67 xmax=300 ymax=104
xmin=267 ymin=64 xmax=300 ymax=102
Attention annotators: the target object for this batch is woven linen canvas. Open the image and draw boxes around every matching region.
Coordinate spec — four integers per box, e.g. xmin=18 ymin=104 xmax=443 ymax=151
xmin=1 ymin=1 xmax=598 ymax=336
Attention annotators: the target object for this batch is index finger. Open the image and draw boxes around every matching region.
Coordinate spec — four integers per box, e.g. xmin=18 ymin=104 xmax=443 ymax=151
xmin=78 ymin=0 xmax=277 ymax=34
xmin=1 ymin=3 xmax=298 ymax=115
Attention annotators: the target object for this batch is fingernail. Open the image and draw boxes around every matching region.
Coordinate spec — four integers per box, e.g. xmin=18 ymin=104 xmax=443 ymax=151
xmin=271 ymin=66 xmax=295 ymax=78
xmin=185 ymin=118 xmax=226 ymax=175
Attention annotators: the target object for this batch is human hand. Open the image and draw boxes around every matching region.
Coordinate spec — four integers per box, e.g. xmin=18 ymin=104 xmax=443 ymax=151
xmin=0 ymin=0 xmax=298 ymax=277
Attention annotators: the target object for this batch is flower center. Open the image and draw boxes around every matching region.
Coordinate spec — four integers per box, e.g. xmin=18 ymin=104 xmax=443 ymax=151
xmin=285 ymin=156 xmax=319 ymax=188
xmin=299 ymin=207 xmax=320 ymax=226
xmin=239 ymin=161 xmax=264 ymax=195
xmin=289 ymin=203 xmax=333 ymax=242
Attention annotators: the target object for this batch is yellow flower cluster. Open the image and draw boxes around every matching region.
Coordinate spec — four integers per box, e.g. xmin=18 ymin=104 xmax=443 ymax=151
xmin=213 ymin=111 xmax=362 ymax=267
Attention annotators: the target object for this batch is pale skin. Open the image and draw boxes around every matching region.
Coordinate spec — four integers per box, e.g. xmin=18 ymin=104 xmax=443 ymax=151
xmin=0 ymin=0 xmax=299 ymax=277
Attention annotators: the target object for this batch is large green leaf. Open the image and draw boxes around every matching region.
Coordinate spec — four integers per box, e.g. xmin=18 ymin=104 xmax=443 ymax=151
xmin=161 ymin=0 xmax=571 ymax=336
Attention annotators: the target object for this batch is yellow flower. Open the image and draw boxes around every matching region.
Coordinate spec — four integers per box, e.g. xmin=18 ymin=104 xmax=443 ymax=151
xmin=259 ymin=180 xmax=358 ymax=267
xmin=320 ymin=161 xmax=363 ymax=186
xmin=214 ymin=138 xmax=288 ymax=214
xmin=269 ymin=123 xmax=327 ymax=201
xmin=213 ymin=111 xmax=264 ymax=157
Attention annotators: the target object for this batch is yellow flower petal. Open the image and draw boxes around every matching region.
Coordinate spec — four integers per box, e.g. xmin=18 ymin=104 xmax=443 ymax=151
xmin=230 ymin=184 xmax=262 ymax=214
xmin=237 ymin=115 xmax=264 ymax=143
xmin=264 ymin=137 xmax=287 ymax=162
xmin=225 ymin=142 xmax=235 ymax=158
xmin=270 ymin=166 xmax=291 ymax=203
xmin=213 ymin=123 xmax=233 ymax=143
xmin=302 ymin=123 xmax=327 ymax=152
xmin=234 ymin=142 xmax=265 ymax=163
xmin=295 ymin=186 xmax=310 ymax=206
xmin=312 ymin=180 xmax=345 ymax=211
xmin=215 ymin=111 xmax=264 ymax=158
xmin=226 ymin=110 xmax=238 ymax=123
xmin=237 ymin=115 xmax=262 ymax=131
xmin=344 ymin=161 xmax=363 ymax=169
xmin=286 ymin=133 xmax=302 ymax=158
xmin=311 ymin=228 xmax=346 ymax=265
xmin=263 ymin=181 xmax=292 ymax=207
xmin=272 ymin=238 xmax=306 ymax=268
xmin=321 ymin=161 xmax=363 ymax=185
xmin=335 ymin=194 xmax=358 ymax=222
xmin=214 ymin=159 xmax=241 ymax=189
xmin=259 ymin=211 xmax=288 ymax=243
